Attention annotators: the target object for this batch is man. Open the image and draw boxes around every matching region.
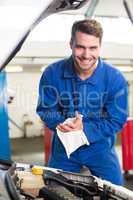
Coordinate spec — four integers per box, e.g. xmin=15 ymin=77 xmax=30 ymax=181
xmin=36 ymin=19 xmax=128 ymax=185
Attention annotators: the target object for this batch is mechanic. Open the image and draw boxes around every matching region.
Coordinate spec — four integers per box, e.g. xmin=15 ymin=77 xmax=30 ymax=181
xmin=36 ymin=19 xmax=128 ymax=185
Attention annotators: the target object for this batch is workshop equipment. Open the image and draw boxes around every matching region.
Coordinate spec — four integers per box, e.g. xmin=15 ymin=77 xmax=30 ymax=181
xmin=121 ymin=118 xmax=133 ymax=174
xmin=44 ymin=126 xmax=52 ymax=165
xmin=0 ymin=72 xmax=11 ymax=160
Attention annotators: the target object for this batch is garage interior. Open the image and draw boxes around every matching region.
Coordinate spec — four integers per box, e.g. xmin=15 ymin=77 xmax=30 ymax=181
xmin=0 ymin=0 xmax=133 ymax=199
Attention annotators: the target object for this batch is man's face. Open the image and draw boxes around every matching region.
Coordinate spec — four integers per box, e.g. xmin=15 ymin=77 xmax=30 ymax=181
xmin=70 ymin=31 xmax=101 ymax=72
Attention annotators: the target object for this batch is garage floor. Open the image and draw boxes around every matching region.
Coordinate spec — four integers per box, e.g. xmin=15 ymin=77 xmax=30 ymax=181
xmin=11 ymin=136 xmax=133 ymax=191
xmin=11 ymin=136 xmax=44 ymax=165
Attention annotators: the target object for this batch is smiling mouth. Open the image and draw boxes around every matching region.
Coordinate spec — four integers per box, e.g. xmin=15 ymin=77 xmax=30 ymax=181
xmin=81 ymin=60 xmax=91 ymax=65
xmin=79 ymin=58 xmax=95 ymax=65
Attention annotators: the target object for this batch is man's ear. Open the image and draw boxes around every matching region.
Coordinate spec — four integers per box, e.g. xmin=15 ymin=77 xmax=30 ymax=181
xmin=69 ymin=39 xmax=73 ymax=49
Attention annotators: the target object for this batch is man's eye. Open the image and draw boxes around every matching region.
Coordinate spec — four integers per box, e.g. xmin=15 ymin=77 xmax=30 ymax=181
xmin=76 ymin=45 xmax=84 ymax=49
xmin=90 ymin=47 xmax=97 ymax=50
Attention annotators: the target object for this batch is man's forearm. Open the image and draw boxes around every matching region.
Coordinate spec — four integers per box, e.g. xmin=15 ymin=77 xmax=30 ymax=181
xmin=37 ymin=109 xmax=65 ymax=130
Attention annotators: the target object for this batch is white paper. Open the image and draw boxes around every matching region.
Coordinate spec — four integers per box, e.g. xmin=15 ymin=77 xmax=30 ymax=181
xmin=56 ymin=117 xmax=89 ymax=158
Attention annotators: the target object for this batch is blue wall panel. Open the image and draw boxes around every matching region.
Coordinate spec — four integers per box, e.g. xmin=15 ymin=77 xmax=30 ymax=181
xmin=0 ymin=72 xmax=11 ymax=160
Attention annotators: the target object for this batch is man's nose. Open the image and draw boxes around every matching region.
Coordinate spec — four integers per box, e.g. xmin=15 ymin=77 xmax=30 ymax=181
xmin=82 ymin=48 xmax=90 ymax=58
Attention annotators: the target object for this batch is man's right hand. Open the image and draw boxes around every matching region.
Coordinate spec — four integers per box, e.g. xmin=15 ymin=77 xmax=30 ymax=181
xmin=57 ymin=112 xmax=83 ymax=133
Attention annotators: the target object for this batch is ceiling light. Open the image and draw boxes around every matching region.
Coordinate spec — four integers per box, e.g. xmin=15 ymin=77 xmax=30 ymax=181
xmin=5 ymin=66 xmax=23 ymax=72
xmin=116 ymin=66 xmax=133 ymax=72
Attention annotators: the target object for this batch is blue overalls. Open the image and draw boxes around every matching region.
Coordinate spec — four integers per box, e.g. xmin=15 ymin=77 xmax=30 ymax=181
xmin=37 ymin=57 xmax=128 ymax=185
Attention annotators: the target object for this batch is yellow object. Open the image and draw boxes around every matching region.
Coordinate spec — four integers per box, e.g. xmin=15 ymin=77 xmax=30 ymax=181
xmin=31 ymin=166 xmax=44 ymax=175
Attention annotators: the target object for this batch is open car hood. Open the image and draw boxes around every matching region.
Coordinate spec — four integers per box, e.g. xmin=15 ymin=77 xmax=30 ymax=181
xmin=0 ymin=0 xmax=133 ymax=73
xmin=0 ymin=0 xmax=91 ymax=72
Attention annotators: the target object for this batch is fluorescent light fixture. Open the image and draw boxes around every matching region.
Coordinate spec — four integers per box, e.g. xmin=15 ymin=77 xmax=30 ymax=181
xmin=116 ymin=66 xmax=133 ymax=72
xmin=5 ymin=66 xmax=23 ymax=72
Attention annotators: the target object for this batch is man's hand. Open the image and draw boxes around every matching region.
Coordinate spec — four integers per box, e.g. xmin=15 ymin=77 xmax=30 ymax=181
xmin=57 ymin=112 xmax=83 ymax=132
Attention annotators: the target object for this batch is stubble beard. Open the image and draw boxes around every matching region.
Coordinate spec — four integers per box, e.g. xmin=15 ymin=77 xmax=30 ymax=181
xmin=74 ymin=56 xmax=97 ymax=73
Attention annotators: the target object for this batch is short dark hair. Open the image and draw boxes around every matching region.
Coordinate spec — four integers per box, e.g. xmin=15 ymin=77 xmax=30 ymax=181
xmin=71 ymin=19 xmax=103 ymax=43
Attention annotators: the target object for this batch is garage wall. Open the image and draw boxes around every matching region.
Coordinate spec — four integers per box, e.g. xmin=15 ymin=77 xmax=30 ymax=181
xmin=7 ymin=72 xmax=43 ymax=138
xmin=7 ymin=70 xmax=133 ymax=138
xmin=128 ymin=81 xmax=133 ymax=117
